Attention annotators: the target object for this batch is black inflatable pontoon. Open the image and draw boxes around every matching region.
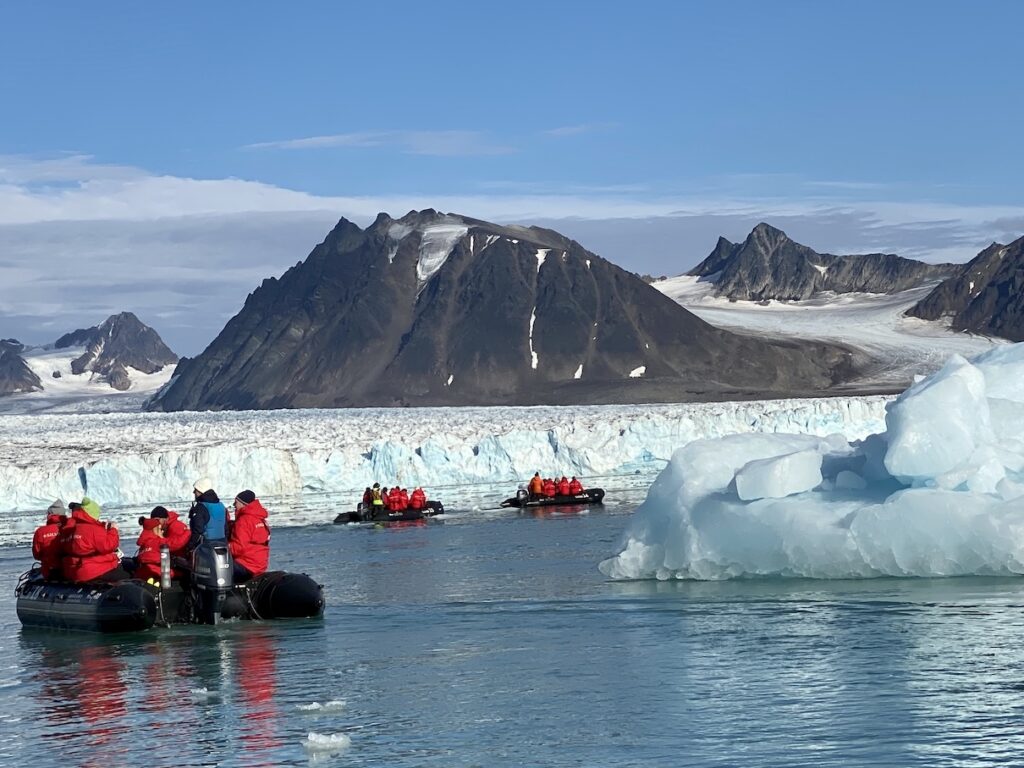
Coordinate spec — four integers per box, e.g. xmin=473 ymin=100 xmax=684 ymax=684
xmin=499 ymin=488 xmax=605 ymax=509
xmin=15 ymin=569 xmax=324 ymax=634
xmin=334 ymin=500 xmax=445 ymax=524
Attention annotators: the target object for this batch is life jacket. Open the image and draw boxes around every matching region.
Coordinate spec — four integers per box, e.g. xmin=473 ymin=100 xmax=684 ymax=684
xmin=195 ymin=500 xmax=227 ymax=540
xmin=32 ymin=514 xmax=66 ymax=579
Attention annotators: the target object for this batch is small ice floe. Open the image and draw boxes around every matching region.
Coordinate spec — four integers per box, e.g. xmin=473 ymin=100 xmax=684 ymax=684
xmin=303 ymin=732 xmax=352 ymax=753
xmin=296 ymin=700 xmax=347 ymax=713
xmin=190 ymin=687 xmax=217 ymax=699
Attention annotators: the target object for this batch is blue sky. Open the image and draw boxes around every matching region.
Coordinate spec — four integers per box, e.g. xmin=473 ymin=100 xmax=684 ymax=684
xmin=1 ymin=1 xmax=1023 ymax=353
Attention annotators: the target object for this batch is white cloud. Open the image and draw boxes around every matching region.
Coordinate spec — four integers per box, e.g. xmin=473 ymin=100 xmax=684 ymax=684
xmin=244 ymin=130 xmax=516 ymax=156
xmin=0 ymin=153 xmax=1021 ymax=355
xmin=541 ymin=123 xmax=613 ymax=138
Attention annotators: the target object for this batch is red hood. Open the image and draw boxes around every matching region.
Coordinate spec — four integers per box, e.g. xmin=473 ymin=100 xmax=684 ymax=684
xmin=45 ymin=513 xmax=66 ymax=526
xmin=237 ymin=499 xmax=268 ymax=520
xmin=167 ymin=510 xmax=182 ymax=523
xmin=71 ymin=508 xmax=103 ymax=527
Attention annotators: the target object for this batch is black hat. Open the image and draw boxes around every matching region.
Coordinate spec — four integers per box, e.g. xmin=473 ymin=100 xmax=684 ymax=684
xmin=150 ymin=506 xmax=169 ymax=519
xmin=235 ymin=490 xmax=256 ymax=505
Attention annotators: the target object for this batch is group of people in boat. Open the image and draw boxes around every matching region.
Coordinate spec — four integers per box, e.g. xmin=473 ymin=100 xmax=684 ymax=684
xmin=362 ymin=483 xmax=430 ymax=512
xmin=31 ymin=478 xmax=271 ymax=586
xmin=526 ymin=472 xmax=586 ymax=500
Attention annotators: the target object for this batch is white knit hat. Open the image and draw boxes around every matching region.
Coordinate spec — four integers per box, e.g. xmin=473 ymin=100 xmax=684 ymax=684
xmin=193 ymin=477 xmax=214 ymax=494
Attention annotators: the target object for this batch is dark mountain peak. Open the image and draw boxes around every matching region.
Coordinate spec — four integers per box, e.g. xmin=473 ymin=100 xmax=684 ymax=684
xmin=908 ymin=234 xmax=1024 ymax=341
xmin=688 ymin=224 xmax=956 ymax=300
xmin=148 ymin=212 xmax=853 ymax=412
xmin=53 ymin=313 xmax=178 ymax=391
xmin=0 ymin=344 xmax=41 ymax=396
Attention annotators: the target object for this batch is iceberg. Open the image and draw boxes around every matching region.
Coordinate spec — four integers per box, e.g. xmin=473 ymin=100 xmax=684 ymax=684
xmin=600 ymin=343 xmax=1024 ymax=580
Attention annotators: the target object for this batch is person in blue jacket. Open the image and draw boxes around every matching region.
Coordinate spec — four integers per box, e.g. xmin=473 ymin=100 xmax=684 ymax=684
xmin=187 ymin=477 xmax=228 ymax=552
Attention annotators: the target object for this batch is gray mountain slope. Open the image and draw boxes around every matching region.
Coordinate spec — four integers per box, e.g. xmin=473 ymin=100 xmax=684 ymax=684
xmin=150 ymin=211 xmax=856 ymax=411
xmin=690 ymin=223 xmax=956 ymax=301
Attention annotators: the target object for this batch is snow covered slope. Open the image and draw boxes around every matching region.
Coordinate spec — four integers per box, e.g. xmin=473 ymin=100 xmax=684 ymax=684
xmin=0 ymin=396 xmax=888 ymax=527
xmin=0 ymin=346 xmax=175 ymax=415
xmin=600 ymin=343 xmax=1024 ymax=580
xmin=655 ymin=275 xmax=1002 ymax=388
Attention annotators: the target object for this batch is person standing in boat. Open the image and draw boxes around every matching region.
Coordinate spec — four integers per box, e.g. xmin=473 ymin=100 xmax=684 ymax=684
xmin=186 ymin=478 xmax=229 ymax=553
xmin=32 ymin=500 xmax=67 ymax=579
xmin=229 ymin=490 xmax=270 ymax=583
xmin=61 ymin=497 xmax=131 ymax=583
xmin=528 ymin=472 xmax=544 ymax=499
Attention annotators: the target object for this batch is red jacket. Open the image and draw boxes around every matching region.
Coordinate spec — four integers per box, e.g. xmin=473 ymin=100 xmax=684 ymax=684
xmin=410 ymin=489 xmax=426 ymax=509
xmin=163 ymin=511 xmax=191 ymax=557
xmin=558 ymin=478 xmax=571 ymax=496
xmin=399 ymin=489 xmax=409 ymax=509
xmin=229 ymin=499 xmax=270 ymax=576
xmin=62 ymin=509 xmax=120 ymax=583
xmin=542 ymin=479 xmax=557 ymax=497
xmin=388 ymin=491 xmax=403 ymax=511
xmin=569 ymin=479 xmax=584 ymax=495
xmin=135 ymin=520 xmax=164 ymax=581
xmin=33 ymin=514 xmax=66 ymax=579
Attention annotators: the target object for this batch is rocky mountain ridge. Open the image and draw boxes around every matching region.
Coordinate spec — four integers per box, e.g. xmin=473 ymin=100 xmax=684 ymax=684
xmin=150 ymin=210 xmax=855 ymax=411
xmin=907 ymin=235 xmax=1024 ymax=341
xmin=690 ymin=223 xmax=957 ymax=301
xmin=0 ymin=339 xmax=43 ymax=396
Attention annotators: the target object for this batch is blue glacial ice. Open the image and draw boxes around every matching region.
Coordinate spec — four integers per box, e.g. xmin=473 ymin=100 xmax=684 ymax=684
xmin=600 ymin=344 xmax=1024 ymax=580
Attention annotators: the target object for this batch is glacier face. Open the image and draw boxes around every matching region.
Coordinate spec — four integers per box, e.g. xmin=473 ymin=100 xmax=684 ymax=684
xmin=0 ymin=397 xmax=888 ymax=523
xmin=600 ymin=343 xmax=1024 ymax=581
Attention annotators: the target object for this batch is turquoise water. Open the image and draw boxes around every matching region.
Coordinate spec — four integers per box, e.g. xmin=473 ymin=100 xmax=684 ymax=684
xmin=3 ymin=507 xmax=1024 ymax=766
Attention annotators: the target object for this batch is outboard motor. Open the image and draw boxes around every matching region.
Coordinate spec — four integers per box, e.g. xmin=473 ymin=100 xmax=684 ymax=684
xmin=516 ymin=489 xmax=529 ymax=505
xmin=191 ymin=541 xmax=234 ymax=624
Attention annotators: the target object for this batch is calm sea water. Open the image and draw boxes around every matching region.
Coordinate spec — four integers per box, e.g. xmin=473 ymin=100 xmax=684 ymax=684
xmin=2 ymin=505 xmax=1024 ymax=767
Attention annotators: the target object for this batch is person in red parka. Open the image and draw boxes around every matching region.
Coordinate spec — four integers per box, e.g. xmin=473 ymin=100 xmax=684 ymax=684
xmin=389 ymin=489 xmax=403 ymax=512
xmin=410 ymin=487 xmax=427 ymax=510
xmin=569 ymin=476 xmax=584 ymax=495
xmin=229 ymin=490 xmax=270 ymax=583
xmin=33 ymin=500 xmax=67 ymax=579
xmin=149 ymin=506 xmax=190 ymax=557
xmin=381 ymin=487 xmax=391 ymax=509
xmin=399 ymin=488 xmax=410 ymax=510
xmin=558 ymin=476 xmax=571 ymax=496
xmin=62 ymin=497 xmax=130 ymax=583
xmin=542 ymin=478 xmax=557 ymax=498
xmin=133 ymin=518 xmax=165 ymax=582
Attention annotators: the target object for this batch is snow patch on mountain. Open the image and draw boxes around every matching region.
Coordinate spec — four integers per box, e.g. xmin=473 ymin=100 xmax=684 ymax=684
xmin=415 ymin=219 xmax=469 ymax=285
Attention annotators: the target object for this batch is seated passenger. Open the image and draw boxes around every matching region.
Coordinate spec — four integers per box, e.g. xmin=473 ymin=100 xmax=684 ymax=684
xmin=132 ymin=517 xmax=165 ymax=582
xmin=558 ymin=476 xmax=571 ymax=496
xmin=542 ymin=478 xmax=557 ymax=498
xmin=32 ymin=500 xmax=67 ymax=579
xmin=388 ymin=489 xmax=403 ymax=512
xmin=399 ymin=488 xmax=410 ymax=509
xmin=229 ymin=490 xmax=270 ymax=583
xmin=149 ymin=506 xmax=190 ymax=558
xmin=62 ymin=497 xmax=130 ymax=583
xmin=410 ymin=487 xmax=427 ymax=510
xmin=569 ymin=476 xmax=584 ymax=495
xmin=528 ymin=472 xmax=543 ymax=499
xmin=362 ymin=487 xmax=373 ymax=506
xmin=381 ymin=486 xmax=391 ymax=508
xmin=371 ymin=483 xmax=385 ymax=511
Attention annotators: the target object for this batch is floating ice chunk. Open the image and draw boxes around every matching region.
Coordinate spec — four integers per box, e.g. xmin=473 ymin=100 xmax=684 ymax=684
xmin=735 ymin=449 xmax=823 ymax=500
xmin=573 ymin=364 xmax=583 ymax=379
xmin=629 ymin=366 xmax=646 ymax=378
xmin=303 ymin=732 xmax=351 ymax=753
xmin=297 ymin=700 xmax=346 ymax=713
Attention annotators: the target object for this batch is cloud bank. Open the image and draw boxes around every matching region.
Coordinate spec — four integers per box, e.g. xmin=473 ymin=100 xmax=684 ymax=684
xmin=1 ymin=154 xmax=1021 ymax=355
